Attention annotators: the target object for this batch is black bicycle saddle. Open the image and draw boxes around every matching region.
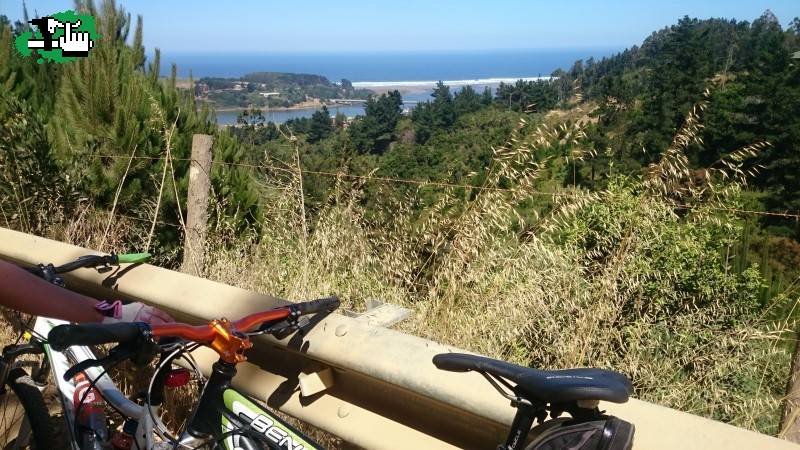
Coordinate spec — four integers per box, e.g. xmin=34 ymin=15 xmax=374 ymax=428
xmin=433 ymin=353 xmax=632 ymax=404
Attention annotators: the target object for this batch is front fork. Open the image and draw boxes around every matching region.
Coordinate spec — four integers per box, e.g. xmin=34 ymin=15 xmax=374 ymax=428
xmin=0 ymin=341 xmax=49 ymax=389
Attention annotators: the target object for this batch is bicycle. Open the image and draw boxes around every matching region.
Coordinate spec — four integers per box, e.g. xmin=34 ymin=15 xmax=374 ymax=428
xmin=1 ymin=253 xmax=339 ymax=449
xmin=47 ymin=296 xmax=340 ymax=450
xmin=432 ymin=353 xmax=635 ymax=450
xmin=0 ymin=252 xmax=151 ymax=449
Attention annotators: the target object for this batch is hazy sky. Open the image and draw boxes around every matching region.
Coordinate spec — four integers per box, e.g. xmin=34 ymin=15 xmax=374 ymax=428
xmin=2 ymin=0 xmax=798 ymax=52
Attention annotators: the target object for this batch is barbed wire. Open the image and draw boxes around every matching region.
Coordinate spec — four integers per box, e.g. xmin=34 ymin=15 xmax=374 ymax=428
xmin=89 ymin=153 xmax=567 ymax=195
xmin=87 ymin=153 xmax=800 ymax=220
xmin=98 ymin=210 xmax=181 ymax=229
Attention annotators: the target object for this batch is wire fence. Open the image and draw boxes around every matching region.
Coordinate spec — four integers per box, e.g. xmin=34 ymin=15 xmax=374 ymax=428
xmin=88 ymin=152 xmax=800 ymax=223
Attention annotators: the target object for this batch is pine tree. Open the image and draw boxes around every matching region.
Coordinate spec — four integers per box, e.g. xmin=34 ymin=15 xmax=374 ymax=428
xmin=47 ymin=0 xmax=258 ymax=242
xmin=0 ymin=12 xmax=61 ymax=117
xmin=431 ymin=81 xmax=456 ymax=128
xmin=351 ymin=91 xmax=403 ymax=153
xmin=454 ymin=85 xmax=482 ymax=116
xmin=308 ymin=105 xmax=333 ymax=143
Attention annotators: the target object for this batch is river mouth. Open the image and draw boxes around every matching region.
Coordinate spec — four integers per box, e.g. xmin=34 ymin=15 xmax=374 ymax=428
xmin=213 ymin=103 xmax=402 ymax=126
xmin=212 ymin=81 xmax=515 ymax=125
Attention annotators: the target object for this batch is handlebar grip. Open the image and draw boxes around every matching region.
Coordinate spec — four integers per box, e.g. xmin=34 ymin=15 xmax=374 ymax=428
xmin=117 ymin=253 xmax=151 ymax=264
xmin=293 ymin=296 xmax=340 ymax=315
xmin=48 ymin=322 xmax=150 ymax=352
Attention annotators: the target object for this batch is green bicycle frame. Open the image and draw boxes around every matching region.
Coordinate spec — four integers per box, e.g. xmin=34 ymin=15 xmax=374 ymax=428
xmin=183 ymin=360 xmax=320 ymax=450
xmin=220 ymin=390 xmax=318 ymax=450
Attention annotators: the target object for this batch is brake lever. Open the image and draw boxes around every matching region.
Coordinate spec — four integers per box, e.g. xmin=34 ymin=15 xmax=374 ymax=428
xmin=63 ymin=345 xmax=133 ymax=381
xmin=250 ymin=316 xmax=310 ymax=339
xmin=62 ymin=338 xmax=158 ymax=382
xmin=32 ymin=264 xmax=65 ymax=287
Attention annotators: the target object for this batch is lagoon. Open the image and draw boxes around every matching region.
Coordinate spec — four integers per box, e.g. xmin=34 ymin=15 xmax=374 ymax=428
xmin=213 ymin=81 xmax=514 ymax=125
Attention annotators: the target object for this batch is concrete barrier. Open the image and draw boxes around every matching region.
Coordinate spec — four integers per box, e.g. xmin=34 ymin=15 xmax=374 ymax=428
xmin=0 ymin=227 xmax=795 ymax=449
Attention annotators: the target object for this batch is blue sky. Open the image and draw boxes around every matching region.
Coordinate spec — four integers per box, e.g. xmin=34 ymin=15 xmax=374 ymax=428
xmin=2 ymin=0 xmax=798 ymax=52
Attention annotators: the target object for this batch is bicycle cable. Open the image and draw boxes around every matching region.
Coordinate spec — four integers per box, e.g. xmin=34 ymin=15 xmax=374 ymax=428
xmin=146 ymin=342 xmax=204 ymax=448
xmin=73 ymin=364 xmax=114 ymax=444
xmin=10 ymin=310 xmax=48 ymax=344
xmin=213 ymin=427 xmax=271 ymax=449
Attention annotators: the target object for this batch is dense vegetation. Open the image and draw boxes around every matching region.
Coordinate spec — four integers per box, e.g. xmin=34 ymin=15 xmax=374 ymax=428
xmin=2 ymin=1 xmax=800 ymax=438
xmin=0 ymin=1 xmax=261 ymax=256
xmin=558 ymin=14 xmax=800 ymax=234
xmin=199 ymin=71 xmax=372 ymax=109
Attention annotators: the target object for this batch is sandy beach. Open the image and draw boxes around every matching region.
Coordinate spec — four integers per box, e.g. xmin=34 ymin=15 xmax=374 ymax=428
xmin=352 ymin=76 xmax=552 ymax=94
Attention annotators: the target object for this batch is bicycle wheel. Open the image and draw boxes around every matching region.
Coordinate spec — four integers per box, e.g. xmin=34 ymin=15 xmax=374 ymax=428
xmin=0 ymin=368 xmax=56 ymax=449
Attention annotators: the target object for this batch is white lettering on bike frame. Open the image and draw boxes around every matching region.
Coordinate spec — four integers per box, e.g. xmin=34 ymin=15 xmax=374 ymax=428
xmin=226 ymin=398 xmax=306 ymax=450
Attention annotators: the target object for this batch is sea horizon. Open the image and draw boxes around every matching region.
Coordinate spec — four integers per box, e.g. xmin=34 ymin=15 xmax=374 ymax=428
xmin=157 ymin=48 xmax=621 ymax=81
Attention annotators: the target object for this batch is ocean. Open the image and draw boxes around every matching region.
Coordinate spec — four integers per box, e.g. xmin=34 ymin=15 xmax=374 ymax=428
xmin=160 ymin=49 xmax=620 ymax=124
xmin=160 ymin=49 xmax=618 ymax=81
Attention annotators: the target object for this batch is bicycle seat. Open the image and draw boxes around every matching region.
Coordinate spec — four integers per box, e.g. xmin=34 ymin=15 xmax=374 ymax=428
xmin=433 ymin=353 xmax=632 ymax=404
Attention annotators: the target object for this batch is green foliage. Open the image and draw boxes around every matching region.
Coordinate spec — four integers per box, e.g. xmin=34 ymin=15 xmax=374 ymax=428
xmin=561 ymin=13 xmax=800 ymax=239
xmin=494 ymin=79 xmax=559 ymax=112
xmin=411 ymin=81 xmax=456 ymax=143
xmin=453 ymin=85 xmax=484 ymax=116
xmin=49 ymin=1 xmax=205 ymax=228
xmin=0 ymin=92 xmax=73 ymax=233
xmin=0 ymin=15 xmax=61 ymax=117
xmin=209 ymin=131 xmax=262 ymax=233
xmin=308 ymin=106 xmax=333 ymax=143
xmin=557 ymin=178 xmax=762 ymax=321
xmin=199 ymin=72 xmax=372 ymax=109
xmin=0 ymin=0 xmax=261 ymax=253
xmin=349 ymin=90 xmax=403 ymax=153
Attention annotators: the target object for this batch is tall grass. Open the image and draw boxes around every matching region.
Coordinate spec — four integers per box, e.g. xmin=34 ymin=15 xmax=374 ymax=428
xmin=199 ymin=110 xmax=793 ymax=434
xmin=1 ymin=94 xmax=794 ymax=436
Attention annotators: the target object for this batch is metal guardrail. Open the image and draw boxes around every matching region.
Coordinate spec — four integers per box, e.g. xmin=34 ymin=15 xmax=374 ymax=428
xmin=0 ymin=227 xmax=795 ymax=449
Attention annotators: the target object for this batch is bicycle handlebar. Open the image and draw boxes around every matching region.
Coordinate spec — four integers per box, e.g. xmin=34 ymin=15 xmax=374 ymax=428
xmin=49 ymin=322 xmax=149 ymax=352
xmin=148 ymin=296 xmax=340 ymax=341
xmin=54 ymin=253 xmax=151 ymax=273
xmin=292 ymin=296 xmax=341 ymax=315
xmin=47 ymin=297 xmax=340 ymax=356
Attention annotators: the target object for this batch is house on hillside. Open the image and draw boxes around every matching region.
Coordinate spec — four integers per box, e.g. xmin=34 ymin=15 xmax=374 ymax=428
xmin=793 ymin=51 xmax=800 ymax=59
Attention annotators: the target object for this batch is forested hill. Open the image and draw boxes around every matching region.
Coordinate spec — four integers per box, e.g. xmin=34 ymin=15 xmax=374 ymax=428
xmin=197 ymin=72 xmax=372 ymax=109
xmin=241 ymin=72 xmax=330 ymax=86
xmin=553 ymin=12 xmax=800 ymax=235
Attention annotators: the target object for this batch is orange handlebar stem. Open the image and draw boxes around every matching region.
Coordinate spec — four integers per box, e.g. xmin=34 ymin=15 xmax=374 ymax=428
xmin=150 ymin=307 xmax=292 ymax=364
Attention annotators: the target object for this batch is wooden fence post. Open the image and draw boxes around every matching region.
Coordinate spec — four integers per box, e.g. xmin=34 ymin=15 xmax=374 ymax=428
xmin=781 ymin=335 xmax=800 ymax=442
xmin=182 ymin=134 xmax=213 ymax=275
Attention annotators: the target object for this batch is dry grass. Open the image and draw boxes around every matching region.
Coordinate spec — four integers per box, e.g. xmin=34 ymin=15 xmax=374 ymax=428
xmin=0 ymin=96 xmax=794 ymax=442
xmin=198 ymin=113 xmax=794 ymax=436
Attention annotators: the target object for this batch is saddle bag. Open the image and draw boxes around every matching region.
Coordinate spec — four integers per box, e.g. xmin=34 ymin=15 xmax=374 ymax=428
xmin=525 ymin=416 xmax=634 ymax=450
